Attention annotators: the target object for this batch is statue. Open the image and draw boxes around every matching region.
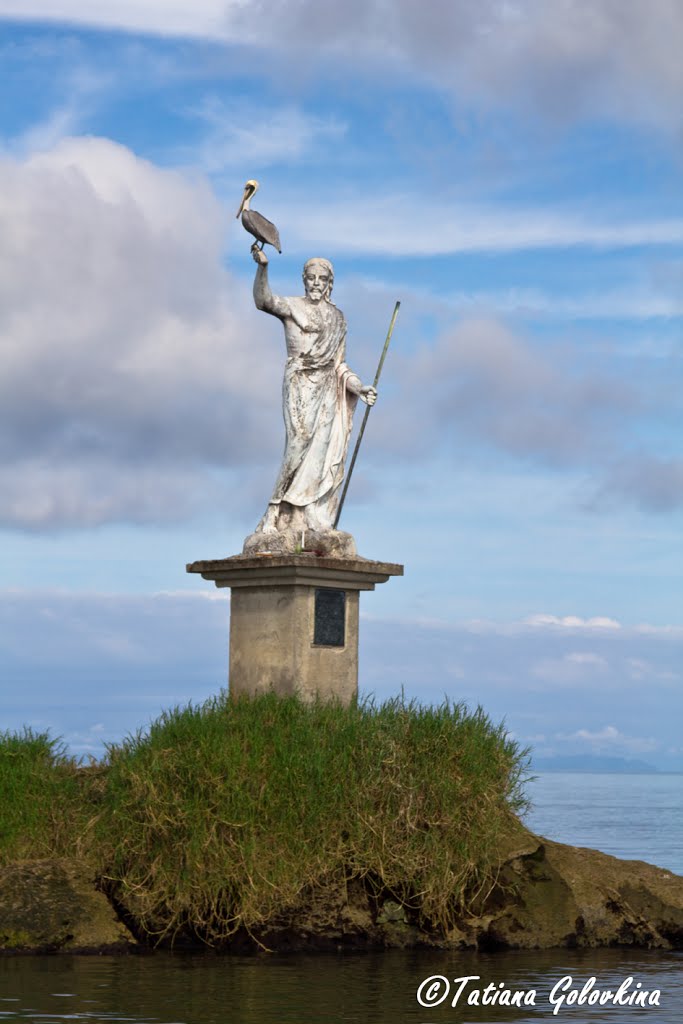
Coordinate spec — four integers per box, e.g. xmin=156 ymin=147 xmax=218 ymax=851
xmin=243 ymin=245 xmax=377 ymax=556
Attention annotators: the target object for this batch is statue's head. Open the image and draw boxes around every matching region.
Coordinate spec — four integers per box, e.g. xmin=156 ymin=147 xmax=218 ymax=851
xmin=303 ymin=257 xmax=334 ymax=303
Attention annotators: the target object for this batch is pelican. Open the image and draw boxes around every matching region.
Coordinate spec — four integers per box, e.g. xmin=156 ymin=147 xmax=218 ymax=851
xmin=236 ymin=179 xmax=282 ymax=253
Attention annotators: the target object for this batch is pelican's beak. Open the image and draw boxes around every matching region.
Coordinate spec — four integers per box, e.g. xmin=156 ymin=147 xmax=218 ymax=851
xmin=236 ymin=179 xmax=258 ymax=218
xmin=236 ymin=185 xmax=249 ymax=219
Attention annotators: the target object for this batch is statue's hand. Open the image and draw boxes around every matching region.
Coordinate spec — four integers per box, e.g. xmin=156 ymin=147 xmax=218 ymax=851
xmin=360 ymin=386 xmax=377 ymax=407
xmin=251 ymin=243 xmax=268 ymax=266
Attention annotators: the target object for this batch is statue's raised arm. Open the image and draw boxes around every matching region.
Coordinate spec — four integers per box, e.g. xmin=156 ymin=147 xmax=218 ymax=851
xmin=251 ymin=245 xmax=291 ymax=320
xmin=243 ymin=249 xmax=376 ymax=558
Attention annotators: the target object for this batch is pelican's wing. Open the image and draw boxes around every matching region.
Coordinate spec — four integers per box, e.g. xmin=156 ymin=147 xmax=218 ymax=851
xmin=242 ymin=209 xmax=282 ymax=253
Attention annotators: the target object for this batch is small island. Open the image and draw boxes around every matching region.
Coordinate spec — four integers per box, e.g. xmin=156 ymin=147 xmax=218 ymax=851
xmin=4 ymin=187 xmax=679 ymax=957
xmin=2 ymin=693 xmax=682 ymax=954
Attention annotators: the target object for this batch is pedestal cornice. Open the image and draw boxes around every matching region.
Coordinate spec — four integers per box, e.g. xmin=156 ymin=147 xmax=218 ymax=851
xmin=186 ymin=553 xmax=404 ymax=591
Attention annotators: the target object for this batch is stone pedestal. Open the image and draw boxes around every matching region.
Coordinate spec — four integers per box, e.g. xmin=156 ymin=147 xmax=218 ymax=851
xmin=186 ymin=554 xmax=403 ymax=705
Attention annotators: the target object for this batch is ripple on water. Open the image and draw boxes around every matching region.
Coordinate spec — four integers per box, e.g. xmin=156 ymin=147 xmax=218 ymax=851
xmin=1 ymin=949 xmax=682 ymax=1024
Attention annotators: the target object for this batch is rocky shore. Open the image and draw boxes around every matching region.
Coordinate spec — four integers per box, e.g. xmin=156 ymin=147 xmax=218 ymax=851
xmin=0 ymin=859 xmax=134 ymax=954
xmin=3 ymin=829 xmax=682 ymax=954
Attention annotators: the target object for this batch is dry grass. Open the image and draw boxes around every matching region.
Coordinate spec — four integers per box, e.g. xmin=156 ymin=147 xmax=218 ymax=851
xmin=1 ymin=694 xmax=530 ymax=945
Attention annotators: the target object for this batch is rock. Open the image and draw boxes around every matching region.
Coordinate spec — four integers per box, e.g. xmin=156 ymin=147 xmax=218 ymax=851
xmin=242 ymin=528 xmax=357 ymax=558
xmin=376 ymin=899 xmax=406 ymax=924
xmin=4 ymin=832 xmax=683 ymax=953
xmin=0 ymin=859 xmax=136 ymax=953
xmin=459 ymin=832 xmax=683 ymax=951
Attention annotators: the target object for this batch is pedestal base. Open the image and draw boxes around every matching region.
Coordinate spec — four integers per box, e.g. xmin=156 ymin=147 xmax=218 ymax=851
xmin=186 ymin=554 xmax=403 ymax=705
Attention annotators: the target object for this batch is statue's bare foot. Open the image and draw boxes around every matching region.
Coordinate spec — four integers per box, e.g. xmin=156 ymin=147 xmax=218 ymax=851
xmin=256 ymin=503 xmax=280 ymax=533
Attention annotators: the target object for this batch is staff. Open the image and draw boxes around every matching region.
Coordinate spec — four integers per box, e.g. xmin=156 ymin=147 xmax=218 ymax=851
xmin=334 ymin=300 xmax=400 ymax=529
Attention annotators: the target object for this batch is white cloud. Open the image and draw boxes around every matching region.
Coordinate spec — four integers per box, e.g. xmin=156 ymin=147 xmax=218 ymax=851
xmin=0 ymin=588 xmax=229 ymax=667
xmin=282 ymin=195 xmax=683 ymax=256
xmin=0 ymin=135 xmax=282 ymax=529
xmin=11 ymin=104 xmax=82 ymax=155
xmin=377 ymin=613 xmax=679 ymax=640
xmin=565 ymin=652 xmax=607 ymax=667
xmin=188 ymin=98 xmax=347 ymax=173
xmin=593 ymin=456 xmax=683 ymax=513
xmin=635 ymin=624 xmax=683 ymax=636
xmin=2 ymin=2 xmax=681 ymax=133
xmin=524 ymin=614 xmax=622 ymax=631
xmin=0 ymin=459 xmax=217 ymax=529
xmin=3 ymin=64 xmax=112 ymax=157
xmin=385 ymin=317 xmax=634 ymax=467
xmin=154 ymin=588 xmax=229 ymax=602
xmin=437 ymin=286 xmax=683 ymax=320
xmin=627 ymin=657 xmax=651 ymax=680
xmin=623 ymin=657 xmax=678 ymax=682
xmin=532 ymin=653 xmax=610 ymax=686
xmin=369 ymin=314 xmax=681 ymax=513
xmin=0 ymin=0 xmax=236 ymax=39
xmin=559 ymin=724 xmax=659 ymax=755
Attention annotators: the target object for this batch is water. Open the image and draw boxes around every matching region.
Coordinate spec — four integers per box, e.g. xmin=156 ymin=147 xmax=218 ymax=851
xmin=524 ymin=772 xmax=683 ymax=876
xmin=1 ymin=774 xmax=681 ymax=1023
xmin=1 ymin=949 xmax=681 ymax=1023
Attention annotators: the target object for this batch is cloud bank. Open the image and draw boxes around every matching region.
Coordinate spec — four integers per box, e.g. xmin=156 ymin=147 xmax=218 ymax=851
xmin=362 ymin=315 xmax=683 ymax=512
xmin=284 ymin=197 xmax=683 ymax=257
xmin=3 ymin=1 xmax=682 ymax=133
xmin=0 ymin=136 xmax=281 ymax=529
xmin=3 ymin=587 xmax=681 ymax=765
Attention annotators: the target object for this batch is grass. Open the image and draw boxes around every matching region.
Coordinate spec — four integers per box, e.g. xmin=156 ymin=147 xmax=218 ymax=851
xmin=0 ymin=728 xmax=89 ymax=862
xmin=1 ymin=694 xmax=530 ymax=946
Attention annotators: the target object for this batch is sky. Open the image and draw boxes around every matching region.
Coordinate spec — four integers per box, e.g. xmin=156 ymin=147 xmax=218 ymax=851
xmin=1 ymin=1 xmax=681 ymax=769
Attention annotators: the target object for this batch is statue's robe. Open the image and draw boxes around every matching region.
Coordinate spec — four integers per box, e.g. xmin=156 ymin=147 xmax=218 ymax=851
xmin=263 ymin=296 xmax=360 ymax=531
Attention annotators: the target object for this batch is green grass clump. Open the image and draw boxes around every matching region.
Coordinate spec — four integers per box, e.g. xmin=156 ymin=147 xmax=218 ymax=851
xmin=0 ymin=729 xmax=89 ymax=862
xmin=93 ymin=694 xmax=528 ymax=943
xmin=2 ymin=695 xmax=530 ymax=945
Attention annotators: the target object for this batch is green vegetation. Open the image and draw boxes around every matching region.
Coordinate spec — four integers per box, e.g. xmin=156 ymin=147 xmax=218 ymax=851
xmin=1 ymin=694 xmax=529 ymax=946
xmin=0 ymin=728 xmax=89 ymax=861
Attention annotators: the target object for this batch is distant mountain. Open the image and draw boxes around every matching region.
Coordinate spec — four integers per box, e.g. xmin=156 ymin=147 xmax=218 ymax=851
xmin=531 ymin=755 xmax=659 ymax=774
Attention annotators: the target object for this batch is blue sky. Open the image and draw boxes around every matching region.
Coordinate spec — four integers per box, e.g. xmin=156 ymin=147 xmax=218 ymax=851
xmin=1 ymin=1 xmax=681 ymax=768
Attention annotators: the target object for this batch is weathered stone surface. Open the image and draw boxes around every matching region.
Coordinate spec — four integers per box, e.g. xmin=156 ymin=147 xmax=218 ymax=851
xmin=187 ymin=553 xmax=404 ymax=583
xmin=475 ymin=833 xmax=683 ymax=951
xmin=0 ymin=859 xmax=135 ymax=953
xmin=228 ymin=582 xmax=361 ymax=704
xmin=247 ymin=250 xmax=378 ymax=541
xmin=243 ymin=528 xmax=357 ymax=558
xmin=186 ymin=554 xmax=403 ymax=705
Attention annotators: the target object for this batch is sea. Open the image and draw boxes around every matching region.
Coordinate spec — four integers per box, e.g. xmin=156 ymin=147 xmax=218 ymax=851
xmin=1 ymin=772 xmax=682 ymax=1024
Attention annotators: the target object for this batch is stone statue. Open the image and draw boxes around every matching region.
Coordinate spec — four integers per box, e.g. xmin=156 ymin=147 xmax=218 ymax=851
xmin=243 ymin=244 xmax=376 ymax=556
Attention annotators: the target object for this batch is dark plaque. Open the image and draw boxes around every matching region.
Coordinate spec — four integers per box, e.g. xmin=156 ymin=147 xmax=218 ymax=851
xmin=313 ymin=588 xmax=346 ymax=647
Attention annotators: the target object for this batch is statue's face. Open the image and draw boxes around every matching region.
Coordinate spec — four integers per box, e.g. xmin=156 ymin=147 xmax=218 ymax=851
xmin=303 ymin=262 xmax=331 ymax=303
